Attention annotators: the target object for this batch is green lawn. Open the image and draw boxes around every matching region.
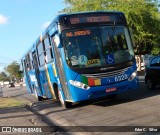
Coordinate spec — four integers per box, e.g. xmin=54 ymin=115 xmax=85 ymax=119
xmin=0 ymin=97 xmax=26 ymax=108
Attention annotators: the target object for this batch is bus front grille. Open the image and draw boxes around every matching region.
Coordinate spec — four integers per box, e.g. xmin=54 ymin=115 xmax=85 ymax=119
xmin=82 ymin=67 xmax=130 ymax=79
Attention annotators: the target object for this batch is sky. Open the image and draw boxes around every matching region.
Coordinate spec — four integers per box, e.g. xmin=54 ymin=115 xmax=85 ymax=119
xmin=0 ymin=0 xmax=65 ymax=71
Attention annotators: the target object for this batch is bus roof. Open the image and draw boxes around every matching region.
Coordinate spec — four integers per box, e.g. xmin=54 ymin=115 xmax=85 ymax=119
xmin=44 ymin=10 xmax=125 ymax=34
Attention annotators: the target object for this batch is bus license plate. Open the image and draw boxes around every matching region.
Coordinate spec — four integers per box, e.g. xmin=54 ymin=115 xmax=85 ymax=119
xmin=106 ymin=87 xmax=117 ymax=93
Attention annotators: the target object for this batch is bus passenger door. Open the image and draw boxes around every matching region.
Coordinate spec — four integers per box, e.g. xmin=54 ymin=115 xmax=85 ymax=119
xmin=32 ymin=52 xmax=43 ymax=96
xmin=51 ymin=35 xmax=71 ymax=100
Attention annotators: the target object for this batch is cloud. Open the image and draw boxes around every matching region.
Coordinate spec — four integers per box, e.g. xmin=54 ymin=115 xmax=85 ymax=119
xmin=41 ymin=21 xmax=51 ymax=29
xmin=0 ymin=14 xmax=9 ymax=25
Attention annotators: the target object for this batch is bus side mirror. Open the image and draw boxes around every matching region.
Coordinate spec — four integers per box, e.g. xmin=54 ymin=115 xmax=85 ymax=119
xmin=54 ymin=34 xmax=61 ymax=48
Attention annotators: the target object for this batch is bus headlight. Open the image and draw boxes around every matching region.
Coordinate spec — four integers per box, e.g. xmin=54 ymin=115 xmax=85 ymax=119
xmin=69 ymin=80 xmax=90 ymax=90
xmin=128 ymin=71 xmax=137 ymax=81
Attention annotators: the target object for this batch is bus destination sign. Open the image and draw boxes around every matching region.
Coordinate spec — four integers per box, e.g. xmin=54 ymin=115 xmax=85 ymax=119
xmin=70 ymin=16 xmax=110 ymax=24
xmin=62 ymin=13 xmax=126 ymax=25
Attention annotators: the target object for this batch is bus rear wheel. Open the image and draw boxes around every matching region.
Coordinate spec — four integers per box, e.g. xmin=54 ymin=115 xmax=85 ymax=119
xmin=58 ymin=90 xmax=72 ymax=108
xmin=34 ymin=88 xmax=43 ymax=101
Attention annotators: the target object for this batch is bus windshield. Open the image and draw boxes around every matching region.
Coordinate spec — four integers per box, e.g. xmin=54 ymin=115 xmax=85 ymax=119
xmin=62 ymin=26 xmax=134 ymax=68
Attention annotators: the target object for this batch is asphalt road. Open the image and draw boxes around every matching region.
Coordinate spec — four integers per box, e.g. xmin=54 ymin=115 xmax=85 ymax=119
xmin=1 ymin=81 xmax=160 ymax=135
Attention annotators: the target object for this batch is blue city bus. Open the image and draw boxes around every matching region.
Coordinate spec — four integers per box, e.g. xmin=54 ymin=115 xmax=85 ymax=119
xmin=21 ymin=11 xmax=139 ymax=108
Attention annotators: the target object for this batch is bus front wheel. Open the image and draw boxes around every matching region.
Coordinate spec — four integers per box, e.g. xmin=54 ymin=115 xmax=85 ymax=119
xmin=146 ymin=79 xmax=155 ymax=90
xmin=58 ymin=90 xmax=72 ymax=108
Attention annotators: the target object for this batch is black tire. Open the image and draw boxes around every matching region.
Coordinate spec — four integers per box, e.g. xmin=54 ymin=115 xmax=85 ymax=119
xmin=63 ymin=101 xmax=72 ymax=108
xmin=34 ymin=88 xmax=43 ymax=101
xmin=38 ymin=96 xmax=43 ymax=101
xmin=53 ymin=83 xmax=59 ymax=100
xmin=146 ymin=79 xmax=155 ymax=90
xmin=58 ymin=90 xmax=72 ymax=108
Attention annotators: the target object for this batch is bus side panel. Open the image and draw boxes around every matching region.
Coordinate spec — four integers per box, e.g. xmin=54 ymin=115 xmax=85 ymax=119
xmin=45 ymin=63 xmax=58 ymax=99
xmin=39 ymin=66 xmax=53 ymax=99
xmin=24 ymin=73 xmax=33 ymax=94
xmin=47 ymin=63 xmax=57 ymax=84
xmin=27 ymin=70 xmax=43 ymax=97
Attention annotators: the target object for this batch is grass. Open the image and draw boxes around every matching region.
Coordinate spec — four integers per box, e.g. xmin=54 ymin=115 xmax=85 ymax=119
xmin=0 ymin=97 xmax=26 ymax=108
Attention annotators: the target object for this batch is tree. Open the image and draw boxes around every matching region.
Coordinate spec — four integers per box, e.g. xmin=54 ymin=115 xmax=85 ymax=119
xmin=62 ymin=0 xmax=160 ymax=54
xmin=4 ymin=61 xmax=23 ymax=83
xmin=0 ymin=72 xmax=10 ymax=81
xmin=61 ymin=0 xmax=160 ymax=70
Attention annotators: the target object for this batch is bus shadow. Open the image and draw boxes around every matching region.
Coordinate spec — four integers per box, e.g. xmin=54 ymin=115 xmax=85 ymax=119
xmin=72 ymin=82 xmax=160 ymax=108
xmin=30 ymin=99 xmax=70 ymax=114
xmin=25 ymin=83 xmax=160 ymax=129
xmin=29 ymin=83 xmax=160 ymax=112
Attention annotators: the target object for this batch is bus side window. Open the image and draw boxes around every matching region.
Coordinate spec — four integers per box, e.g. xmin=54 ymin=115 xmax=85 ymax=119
xmin=25 ymin=53 xmax=32 ymax=71
xmin=23 ymin=59 xmax=27 ymax=71
xmin=37 ymin=42 xmax=45 ymax=66
xmin=32 ymin=53 xmax=35 ymax=69
xmin=29 ymin=52 xmax=33 ymax=69
xmin=44 ymin=37 xmax=53 ymax=63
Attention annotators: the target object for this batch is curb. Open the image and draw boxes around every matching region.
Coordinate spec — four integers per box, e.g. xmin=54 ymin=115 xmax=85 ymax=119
xmin=25 ymin=104 xmax=91 ymax=134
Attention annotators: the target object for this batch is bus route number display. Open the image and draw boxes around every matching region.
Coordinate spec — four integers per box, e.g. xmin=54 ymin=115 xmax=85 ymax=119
xmin=70 ymin=16 xmax=110 ymax=24
xmin=66 ymin=30 xmax=91 ymax=37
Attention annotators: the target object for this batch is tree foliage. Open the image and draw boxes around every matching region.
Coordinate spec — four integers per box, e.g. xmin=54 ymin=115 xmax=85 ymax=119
xmin=0 ymin=72 xmax=10 ymax=81
xmin=61 ymin=0 xmax=160 ymax=55
xmin=4 ymin=61 xmax=22 ymax=82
